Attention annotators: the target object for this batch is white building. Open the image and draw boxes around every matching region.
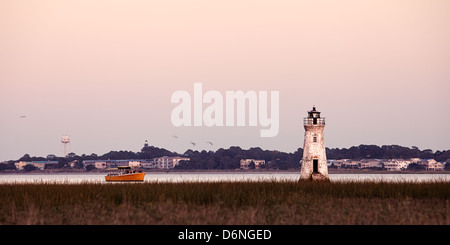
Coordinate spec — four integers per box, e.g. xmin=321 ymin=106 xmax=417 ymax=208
xmin=418 ymin=159 xmax=444 ymax=171
xmin=83 ymin=159 xmax=141 ymax=169
xmin=330 ymin=159 xmax=360 ymax=169
xmin=15 ymin=161 xmax=28 ymax=170
xmin=153 ymin=156 xmax=190 ymax=169
xmin=329 ymin=159 xmax=349 ymax=168
xmin=360 ymin=159 xmax=383 ymax=169
xmin=384 ymin=159 xmax=411 ymax=171
xmin=342 ymin=160 xmax=361 ymax=169
xmin=94 ymin=160 xmax=108 ymax=169
xmin=82 ymin=157 xmax=189 ymax=169
xmin=15 ymin=161 xmax=58 ymax=170
xmin=240 ymin=159 xmax=266 ymax=170
xmin=410 ymin=158 xmax=421 ymax=163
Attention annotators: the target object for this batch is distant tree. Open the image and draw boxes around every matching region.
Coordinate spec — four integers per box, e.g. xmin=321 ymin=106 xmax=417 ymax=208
xmin=407 ymin=163 xmax=425 ymax=171
xmin=219 ymin=156 xmax=233 ymax=169
xmin=46 ymin=154 xmax=57 ymax=160
xmin=72 ymin=160 xmax=84 ymax=169
xmin=139 ymin=146 xmax=175 ymax=159
xmin=0 ymin=162 xmax=16 ymax=171
xmin=420 ymin=149 xmax=434 ymax=159
xmin=81 ymin=153 xmax=99 ymax=160
xmin=66 ymin=152 xmax=76 ymax=158
xmin=85 ymin=165 xmax=96 ymax=171
xmin=204 ymin=159 xmax=216 ymax=169
xmin=174 ymin=160 xmax=191 ymax=169
xmin=23 ymin=164 xmax=36 ymax=172
xmin=444 ymin=162 xmax=450 ymax=171
xmin=101 ymin=150 xmax=138 ymax=160
xmin=183 ymin=149 xmax=195 ymax=156
xmin=434 ymin=150 xmax=450 ymax=162
xmin=19 ymin=154 xmax=32 ymax=162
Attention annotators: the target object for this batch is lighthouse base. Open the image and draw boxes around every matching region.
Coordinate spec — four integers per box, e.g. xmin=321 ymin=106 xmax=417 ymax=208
xmin=299 ymin=172 xmax=329 ymax=182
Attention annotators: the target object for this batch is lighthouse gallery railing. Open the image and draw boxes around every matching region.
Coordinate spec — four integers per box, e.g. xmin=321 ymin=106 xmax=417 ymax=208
xmin=303 ymin=118 xmax=326 ymax=126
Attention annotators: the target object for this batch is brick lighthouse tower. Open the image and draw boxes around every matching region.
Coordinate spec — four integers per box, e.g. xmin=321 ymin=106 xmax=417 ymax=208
xmin=300 ymin=106 xmax=329 ymax=181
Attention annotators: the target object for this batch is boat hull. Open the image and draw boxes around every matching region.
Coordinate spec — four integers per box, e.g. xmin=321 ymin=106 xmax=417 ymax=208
xmin=105 ymin=172 xmax=146 ymax=182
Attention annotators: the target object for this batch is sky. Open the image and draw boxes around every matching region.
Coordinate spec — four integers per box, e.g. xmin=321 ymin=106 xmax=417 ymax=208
xmin=1 ymin=0 xmax=449 ymax=161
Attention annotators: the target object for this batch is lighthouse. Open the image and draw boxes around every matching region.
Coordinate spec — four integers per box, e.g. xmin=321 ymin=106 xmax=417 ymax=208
xmin=300 ymin=106 xmax=329 ymax=181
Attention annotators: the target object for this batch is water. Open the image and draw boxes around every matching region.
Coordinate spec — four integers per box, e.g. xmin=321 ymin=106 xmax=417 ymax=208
xmin=0 ymin=172 xmax=448 ymax=184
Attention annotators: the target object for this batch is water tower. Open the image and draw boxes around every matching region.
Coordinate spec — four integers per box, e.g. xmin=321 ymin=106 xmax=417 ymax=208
xmin=61 ymin=135 xmax=70 ymax=157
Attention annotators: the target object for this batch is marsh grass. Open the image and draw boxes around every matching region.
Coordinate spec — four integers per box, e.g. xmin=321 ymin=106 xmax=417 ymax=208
xmin=0 ymin=180 xmax=449 ymax=225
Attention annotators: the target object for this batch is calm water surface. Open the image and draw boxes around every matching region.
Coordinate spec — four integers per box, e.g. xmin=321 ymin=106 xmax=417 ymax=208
xmin=0 ymin=172 xmax=448 ymax=183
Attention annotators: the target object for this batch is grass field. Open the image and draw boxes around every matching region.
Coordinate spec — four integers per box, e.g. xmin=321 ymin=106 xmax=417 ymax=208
xmin=0 ymin=180 xmax=449 ymax=225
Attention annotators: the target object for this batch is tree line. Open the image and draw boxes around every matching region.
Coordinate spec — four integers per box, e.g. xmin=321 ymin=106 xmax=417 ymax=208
xmin=326 ymin=145 xmax=450 ymax=162
xmin=176 ymin=144 xmax=450 ymax=170
xmin=176 ymin=147 xmax=302 ymax=170
xmin=1 ymin=144 xmax=449 ymax=171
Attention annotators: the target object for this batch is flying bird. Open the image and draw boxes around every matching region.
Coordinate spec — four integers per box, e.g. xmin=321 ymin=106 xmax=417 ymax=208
xmin=206 ymin=141 xmax=213 ymax=146
xmin=190 ymin=141 xmax=196 ymax=147
xmin=19 ymin=115 xmax=26 ymax=118
xmin=172 ymin=135 xmax=179 ymax=139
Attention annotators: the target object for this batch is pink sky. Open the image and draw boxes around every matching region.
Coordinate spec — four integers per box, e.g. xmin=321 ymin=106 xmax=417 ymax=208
xmin=1 ymin=0 xmax=449 ymax=161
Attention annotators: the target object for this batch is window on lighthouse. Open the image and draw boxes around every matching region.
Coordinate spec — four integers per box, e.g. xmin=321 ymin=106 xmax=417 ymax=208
xmin=313 ymin=135 xmax=317 ymax=143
